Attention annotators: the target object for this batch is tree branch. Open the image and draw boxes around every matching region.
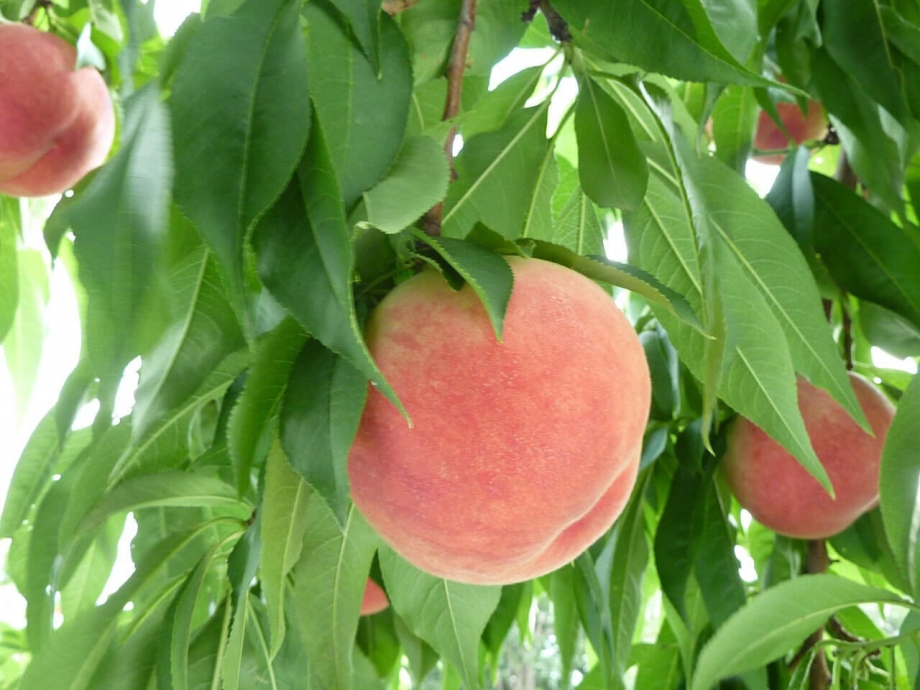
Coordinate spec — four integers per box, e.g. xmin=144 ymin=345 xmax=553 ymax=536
xmin=806 ymin=539 xmax=831 ymax=690
xmin=522 ymin=0 xmax=571 ymax=43
xmin=422 ymin=0 xmax=478 ymax=236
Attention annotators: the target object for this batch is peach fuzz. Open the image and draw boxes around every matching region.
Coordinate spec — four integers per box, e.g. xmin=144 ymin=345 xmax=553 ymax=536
xmin=348 ymin=257 xmax=651 ymax=585
xmin=724 ymin=373 xmax=894 ymax=540
xmin=360 ymin=579 xmax=389 ymax=616
xmin=754 ymin=101 xmax=828 ymax=165
xmin=0 ymin=24 xmax=115 ymax=197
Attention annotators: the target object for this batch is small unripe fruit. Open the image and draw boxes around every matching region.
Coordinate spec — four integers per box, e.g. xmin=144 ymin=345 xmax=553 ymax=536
xmin=724 ymin=373 xmax=894 ymax=539
xmin=0 ymin=24 xmax=115 ymax=197
xmin=348 ymin=257 xmax=651 ymax=584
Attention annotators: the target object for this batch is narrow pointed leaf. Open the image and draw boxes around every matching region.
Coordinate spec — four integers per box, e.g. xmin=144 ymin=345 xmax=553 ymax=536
xmin=409 ymin=229 xmax=514 ymax=340
xmin=76 ymin=470 xmax=249 ymax=538
xmin=327 ymin=0 xmax=381 ymax=69
xmin=70 ymin=85 xmax=172 ymax=383
xmin=280 ymin=340 xmax=367 ymax=525
xmin=575 ymin=77 xmax=648 ymax=210
xmin=260 ymin=439 xmax=310 ymax=656
xmin=254 ymin=118 xmax=402 ymax=414
xmin=379 ymin=547 xmax=501 ymax=690
xmin=0 ymin=196 xmax=19 ymax=342
xmin=131 ymin=236 xmax=245 ymax=447
xmin=361 ymin=136 xmax=451 ymax=234
xmin=697 ymin=155 xmax=867 ymax=430
xmin=442 ymin=105 xmax=550 ymax=240
xmin=530 ymin=240 xmax=703 ymax=333
xmin=552 ymin=0 xmax=768 ymax=84
xmin=304 ymin=1 xmax=411 ymax=207
xmin=880 ymin=374 xmax=920 ymax=599
xmin=812 ymin=172 xmax=920 ymax=332
xmin=170 ymin=0 xmax=310 ymax=323
xmin=227 ymin=317 xmax=307 ymax=495
xmin=291 ymin=500 xmax=381 ymax=690
xmin=3 ymin=249 xmax=49 ymax=421
xmin=110 ymin=349 xmax=251 ymax=482
xmin=690 ymin=574 xmax=907 ymax=690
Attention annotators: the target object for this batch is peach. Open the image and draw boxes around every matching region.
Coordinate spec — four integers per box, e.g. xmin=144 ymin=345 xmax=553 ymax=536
xmin=0 ymin=24 xmax=115 ymax=197
xmin=723 ymin=373 xmax=894 ymax=539
xmin=360 ymin=579 xmax=389 ymax=615
xmin=348 ymin=257 xmax=651 ymax=585
xmin=753 ymin=101 xmax=828 ymax=165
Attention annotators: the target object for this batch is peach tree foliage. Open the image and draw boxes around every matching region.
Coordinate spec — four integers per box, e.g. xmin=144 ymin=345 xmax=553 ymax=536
xmin=0 ymin=0 xmax=920 ymax=688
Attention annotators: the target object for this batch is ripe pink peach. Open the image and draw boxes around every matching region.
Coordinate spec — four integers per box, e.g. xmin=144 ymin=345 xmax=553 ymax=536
xmin=724 ymin=373 xmax=894 ymax=539
xmin=348 ymin=257 xmax=651 ymax=584
xmin=0 ymin=24 xmax=115 ymax=197
xmin=754 ymin=101 xmax=828 ymax=165
xmin=360 ymin=579 xmax=389 ymax=616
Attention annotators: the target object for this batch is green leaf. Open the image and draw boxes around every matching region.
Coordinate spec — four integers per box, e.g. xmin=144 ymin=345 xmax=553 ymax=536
xmin=70 ymin=85 xmax=173 ymax=386
xmin=812 ymin=172 xmax=920 ymax=332
xmin=548 ymin=567 xmax=580 ymax=690
xmin=822 ymin=0 xmax=915 ymax=129
xmin=711 ymin=84 xmax=757 ymax=174
xmin=21 ymin=520 xmax=241 ymax=690
xmin=227 ymin=316 xmax=307 ymax=495
xmin=0 ymin=412 xmax=87 ymax=538
xmin=291 ymin=500 xmax=381 ymax=690
xmin=608 ymin=471 xmax=651 ymax=677
xmin=159 ymin=539 xmax=231 ymax=690
xmin=360 ymin=136 xmax=451 ymax=234
xmin=764 ymin=147 xmax=815 ymax=251
xmin=880 ymin=374 xmax=920 ymax=599
xmin=280 ymin=340 xmax=367 ymax=525
xmin=253 ymin=118 xmax=403 ymax=414
xmin=399 ymin=0 xmax=526 ymax=83
xmin=694 ymin=480 xmax=746 ymax=628
xmin=859 ymin=301 xmax=920 ymax=358
xmin=624 ymin=166 xmax=827 ymax=489
xmin=170 ymin=0 xmax=310 ymax=326
xmin=2 ymin=248 xmax=50 ymax=423
xmin=25 ymin=459 xmax=83 ymax=652
xmin=76 ymin=470 xmax=249 ymax=539
xmin=461 ymin=65 xmax=544 ymax=139
xmin=530 ymin=241 xmax=704 ymax=333
xmin=695 ymin=155 xmax=867 ymax=430
xmin=131 ymin=230 xmax=245 ymax=451
xmin=327 ymin=0 xmax=381 ymax=69
xmin=575 ymin=76 xmax=648 ymax=211
xmin=654 ymin=467 xmax=705 ymax=620
xmin=639 ymin=87 xmax=725 ymax=446
xmin=222 ymin=531 xmax=260 ymax=688
xmin=690 ymin=574 xmax=908 ymax=690
xmin=442 ymin=105 xmax=551 ymax=240
xmin=110 ymin=349 xmax=251 ymax=482
xmin=696 ymin=0 xmax=758 ymax=63
xmin=60 ymin=516 xmax=122 ymax=621
xmin=304 ymin=0 xmax=411 ymax=208
xmin=409 ymin=230 xmax=514 ymax=341
xmin=0 ymin=196 xmax=19 ymax=342
xmin=552 ymin=0 xmax=767 ymax=84
xmin=810 ymin=48 xmax=905 ymax=215
xmin=260 ymin=439 xmax=310 ymax=657
xmin=481 ymin=584 xmax=524 ymax=663
xmin=379 ymin=547 xmax=501 ymax=690
xmin=550 ymin=173 xmax=606 ymax=256
xmin=519 ymin=146 xmax=559 ymax=244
